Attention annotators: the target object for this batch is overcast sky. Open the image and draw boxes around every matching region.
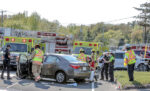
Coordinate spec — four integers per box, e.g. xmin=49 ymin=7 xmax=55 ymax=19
xmin=0 ymin=0 xmax=149 ymax=26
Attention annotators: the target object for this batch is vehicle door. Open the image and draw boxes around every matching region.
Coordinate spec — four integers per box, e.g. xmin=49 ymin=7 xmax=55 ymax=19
xmin=17 ymin=54 xmax=29 ymax=78
xmin=41 ymin=55 xmax=59 ymax=76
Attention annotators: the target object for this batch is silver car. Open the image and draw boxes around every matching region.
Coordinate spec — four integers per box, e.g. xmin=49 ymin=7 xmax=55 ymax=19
xmin=17 ymin=54 xmax=91 ymax=83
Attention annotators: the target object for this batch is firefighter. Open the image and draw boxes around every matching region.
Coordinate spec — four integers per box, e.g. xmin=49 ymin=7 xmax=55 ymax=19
xmin=31 ymin=45 xmax=44 ymax=82
xmin=1 ymin=45 xmax=11 ymax=80
xmin=78 ymin=48 xmax=87 ymax=63
xmin=91 ymin=49 xmax=98 ymax=69
xmin=124 ymin=44 xmax=136 ymax=81
xmin=104 ymin=52 xmax=115 ymax=82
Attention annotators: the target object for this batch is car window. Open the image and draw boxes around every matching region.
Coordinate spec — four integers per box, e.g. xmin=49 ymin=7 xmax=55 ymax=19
xmin=115 ymin=53 xmax=124 ymax=59
xmin=62 ymin=55 xmax=81 ymax=63
xmin=45 ymin=56 xmax=58 ymax=63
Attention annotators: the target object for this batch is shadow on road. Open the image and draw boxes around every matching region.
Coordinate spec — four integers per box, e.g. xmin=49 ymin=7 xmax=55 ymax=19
xmin=3 ymin=80 xmax=13 ymax=85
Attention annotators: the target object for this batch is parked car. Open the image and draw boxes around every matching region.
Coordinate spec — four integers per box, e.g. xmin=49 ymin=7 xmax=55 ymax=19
xmin=98 ymin=51 xmax=149 ymax=71
xmin=17 ymin=54 xmax=91 ymax=83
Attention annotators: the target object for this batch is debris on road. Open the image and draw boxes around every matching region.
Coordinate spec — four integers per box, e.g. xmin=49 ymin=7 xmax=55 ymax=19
xmin=67 ymin=83 xmax=78 ymax=87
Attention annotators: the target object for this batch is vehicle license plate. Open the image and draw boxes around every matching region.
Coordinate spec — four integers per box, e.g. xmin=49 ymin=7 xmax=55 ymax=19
xmin=83 ymin=67 xmax=86 ymax=71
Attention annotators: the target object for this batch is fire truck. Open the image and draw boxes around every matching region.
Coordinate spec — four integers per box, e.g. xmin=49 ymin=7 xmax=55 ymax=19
xmin=130 ymin=44 xmax=150 ymax=61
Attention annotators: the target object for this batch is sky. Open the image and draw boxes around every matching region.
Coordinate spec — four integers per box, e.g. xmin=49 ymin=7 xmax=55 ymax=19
xmin=0 ymin=0 xmax=150 ymax=26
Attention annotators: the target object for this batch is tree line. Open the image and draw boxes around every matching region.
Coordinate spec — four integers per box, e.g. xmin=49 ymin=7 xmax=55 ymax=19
xmin=1 ymin=1 xmax=150 ymax=47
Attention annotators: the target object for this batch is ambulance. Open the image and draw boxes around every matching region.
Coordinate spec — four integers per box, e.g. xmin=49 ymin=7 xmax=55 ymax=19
xmin=72 ymin=41 xmax=99 ymax=58
xmin=0 ymin=36 xmax=42 ymax=68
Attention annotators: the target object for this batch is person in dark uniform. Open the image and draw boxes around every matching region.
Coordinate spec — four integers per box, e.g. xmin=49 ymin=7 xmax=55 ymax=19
xmin=100 ymin=52 xmax=109 ymax=81
xmin=1 ymin=45 xmax=11 ymax=79
xmin=104 ymin=53 xmax=115 ymax=82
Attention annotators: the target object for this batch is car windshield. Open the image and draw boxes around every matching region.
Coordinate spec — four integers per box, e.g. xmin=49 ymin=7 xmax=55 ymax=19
xmin=4 ymin=43 xmax=27 ymax=52
xmin=62 ymin=55 xmax=82 ymax=63
xmin=74 ymin=47 xmax=92 ymax=55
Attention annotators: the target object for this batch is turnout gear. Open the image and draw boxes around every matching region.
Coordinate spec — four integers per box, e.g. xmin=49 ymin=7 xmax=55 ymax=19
xmin=32 ymin=48 xmax=44 ymax=82
xmin=33 ymin=49 xmax=44 ymax=63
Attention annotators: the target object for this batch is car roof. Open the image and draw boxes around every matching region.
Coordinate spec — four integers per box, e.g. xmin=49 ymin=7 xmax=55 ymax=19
xmin=45 ymin=53 xmax=71 ymax=56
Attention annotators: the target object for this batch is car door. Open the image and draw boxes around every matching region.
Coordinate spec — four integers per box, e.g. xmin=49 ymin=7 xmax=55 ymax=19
xmin=17 ymin=54 xmax=29 ymax=78
xmin=41 ymin=55 xmax=58 ymax=76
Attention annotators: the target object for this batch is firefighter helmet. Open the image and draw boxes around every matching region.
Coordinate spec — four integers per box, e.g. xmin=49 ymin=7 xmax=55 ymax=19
xmin=91 ymin=48 xmax=95 ymax=52
xmin=35 ymin=44 xmax=40 ymax=49
xmin=80 ymin=48 xmax=84 ymax=52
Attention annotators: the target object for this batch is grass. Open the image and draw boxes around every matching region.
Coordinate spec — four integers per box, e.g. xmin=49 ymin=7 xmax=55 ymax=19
xmin=114 ymin=71 xmax=150 ymax=88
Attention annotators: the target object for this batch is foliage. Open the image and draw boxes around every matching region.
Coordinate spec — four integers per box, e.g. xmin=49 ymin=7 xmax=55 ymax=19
xmin=0 ymin=12 xmax=144 ymax=47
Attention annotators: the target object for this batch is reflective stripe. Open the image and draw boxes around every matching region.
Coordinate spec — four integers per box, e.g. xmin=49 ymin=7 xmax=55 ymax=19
xmin=78 ymin=54 xmax=86 ymax=62
xmin=33 ymin=49 xmax=44 ymax=62
xmin=125 ymin=50 xmax=136 ymax=65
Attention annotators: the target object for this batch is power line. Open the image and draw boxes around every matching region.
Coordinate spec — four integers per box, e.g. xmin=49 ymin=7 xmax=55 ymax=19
xmin=105 ymin=16 xmax=136 ymax=23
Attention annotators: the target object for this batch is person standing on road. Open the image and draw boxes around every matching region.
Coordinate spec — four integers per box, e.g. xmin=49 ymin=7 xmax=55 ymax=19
xmin=1 ymin=45 xmax=11 ymax=80
xmin=100 ymin=52 xmax=109 ymax=81
xmin=78 ymin=48 xmax=87 ymax=63
xmin=91 ymin=49 xmax=99 ymax=69
xmin=104 ymin=53 xmax=115 ymax=82
xmin=31 ymin=45 xmax=44 ymax=82
xmin=124 ymin=44 xmax=136 ymax=81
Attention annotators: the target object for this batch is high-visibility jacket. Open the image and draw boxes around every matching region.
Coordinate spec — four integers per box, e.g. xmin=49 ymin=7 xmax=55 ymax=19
xmin=124 ymin=50 xmax=136 ymax=66
xmin=91 ymin=53 xmax=98 ymax=66
xmin=109 ymin=55 xmax=115 ymax=66
xmin=78 ymin=53 xmax=87 ymax=63
xmin=33 ymin=49 xmax=44 ymax=63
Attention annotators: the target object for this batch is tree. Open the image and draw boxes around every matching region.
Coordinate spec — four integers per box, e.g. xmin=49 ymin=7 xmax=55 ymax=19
xmin=134 ymin=2 xmax=150 ymax=43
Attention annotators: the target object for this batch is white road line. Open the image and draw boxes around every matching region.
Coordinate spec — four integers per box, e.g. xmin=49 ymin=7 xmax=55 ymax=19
xmin=92 ymin=82 xmax=95 ymax=91
xmin=6 ymin=82 xmax=18 ymax=89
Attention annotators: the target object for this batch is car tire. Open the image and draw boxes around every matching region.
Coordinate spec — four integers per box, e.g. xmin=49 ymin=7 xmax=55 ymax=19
xmin=137 ymin=64 xmax=148 ymax=71
xmin=74 ymin=78 xmax=85 ymax=83
xmin=56 ymin=71 xmax=66 ymax=83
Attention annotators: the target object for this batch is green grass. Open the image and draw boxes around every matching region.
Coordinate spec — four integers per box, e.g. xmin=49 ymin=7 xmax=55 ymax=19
xmin=114 ymin=71 xmax=150 ymax=88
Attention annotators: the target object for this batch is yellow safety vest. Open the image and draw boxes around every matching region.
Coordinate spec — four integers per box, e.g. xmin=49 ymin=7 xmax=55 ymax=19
xmin=124 ymin=50 xmax=136 ymax=66
xmin=78 ymin=53 xmax=87 ymax=63
xmin=33 ymin=49 xmax=44 ymax=63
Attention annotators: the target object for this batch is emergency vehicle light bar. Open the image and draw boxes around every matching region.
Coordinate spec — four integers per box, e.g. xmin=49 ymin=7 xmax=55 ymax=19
xmin=5 ymin=38 xmax=9 ymax=41
xmin=75 ymin=43 xmax=78 ymax=45
xmin=11 ymin=38 xmax=15 ymax=42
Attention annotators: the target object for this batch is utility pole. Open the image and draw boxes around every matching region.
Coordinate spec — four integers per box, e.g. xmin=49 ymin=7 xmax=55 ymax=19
xmin=0 ymin=10 xmax=7 ymax=27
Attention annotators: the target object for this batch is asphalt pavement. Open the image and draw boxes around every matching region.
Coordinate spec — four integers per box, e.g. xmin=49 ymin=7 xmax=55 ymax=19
xmin=0 ymin=70 xmax=150 ymax=91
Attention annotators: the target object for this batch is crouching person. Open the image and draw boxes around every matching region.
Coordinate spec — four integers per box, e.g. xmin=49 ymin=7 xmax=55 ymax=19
xmin=31 ymin=45 xmax=44 ymax=82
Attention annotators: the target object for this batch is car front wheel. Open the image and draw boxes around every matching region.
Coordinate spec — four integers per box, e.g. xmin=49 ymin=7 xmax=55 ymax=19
xmin=56 ymin=71 xmax=66 ymax=83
